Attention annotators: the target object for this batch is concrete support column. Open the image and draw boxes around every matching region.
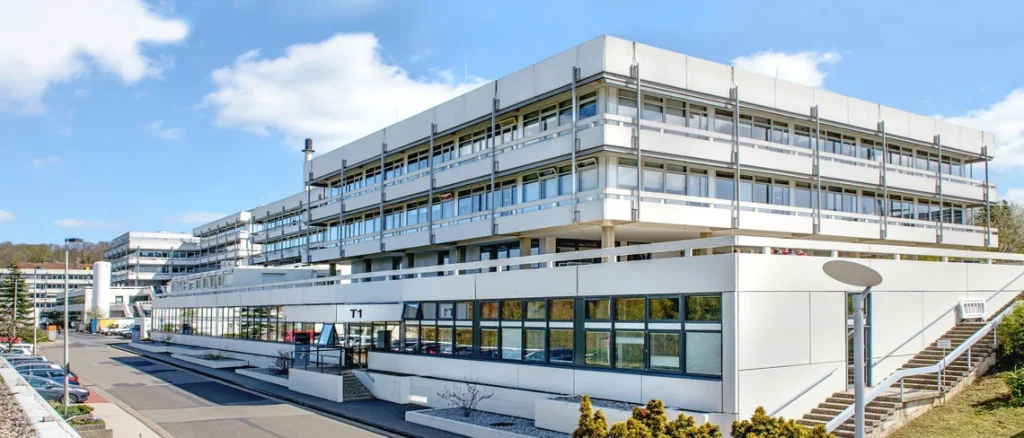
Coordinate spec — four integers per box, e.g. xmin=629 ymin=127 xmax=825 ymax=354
xmin=540 ymin=237 xmax=556 ymax=268
xmin=940 ymin=256 xmax=949 ymax=262
xmin=449 ymin=246 xmax=463 ymax=275
xmin=829 ymin=250 xmax=839 ymax=258
xmin=893 ymin=254 xmax=901 ymax=261
xmin=683 ymin=248 xmax=693 ymax=257
xmin=601 ymin=225 xmax=616 ymax=263
xmin=329 ymin=263 xmax=338 ymax=277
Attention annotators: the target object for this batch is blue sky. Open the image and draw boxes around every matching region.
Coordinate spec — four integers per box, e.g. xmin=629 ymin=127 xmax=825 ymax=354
xmin=1 ymin=0 xmax=1022 ymax=244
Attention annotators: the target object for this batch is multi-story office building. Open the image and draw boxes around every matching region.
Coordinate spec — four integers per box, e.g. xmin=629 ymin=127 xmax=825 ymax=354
xmin=0 ymin=263 xmax=93 ymax=310
xmin=105 ymin=231 xmax=200 ymax=289
xmin=249 ymin=190 xmax=324 ymax=266
xmin=192 ymin=212 xmax=260 ymax=273
xmin=152 ymin=36 xmax=1020 ymax=434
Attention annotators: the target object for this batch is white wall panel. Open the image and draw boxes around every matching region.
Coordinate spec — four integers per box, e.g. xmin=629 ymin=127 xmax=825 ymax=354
xmin=880 ymin=106 xmax=910 ymax=138
xmin=603 ymin=36 xmax=634 ymax=78
xmin=475 ymin=267 xmax=578 ymax=300
xmin=959 ymin=126 xmax=984 ymax=154
xmin=433 ymin=96 xmax=466 ymax=135
xmin=496 ymin=66 xmax=535 ymax=110
xmin=636 ymin=43 xmax=687 ymax=89
xmin=388 ymin=110 xmax=433 ymax=151
xmin=734 ymin=69 xmax=775 ymax=108
xmin=737 ymin=292 xmax=811 ymax=370
xmin=578 ymin=255 xmax=735 ymax=297
xmin=687 ymin=56 xmax=732 ymax=99
xmin=984 ymin=132 xmax=995 ymax=149
xmin=847 ymin=98 xmax=880 ymax=131
xmin=935 ymin=119 xmax=962 ymax=149
xmin=576 ymin=36 xmax=605 ymax=80
xmin=809 ymin=292 xmax=846 ymax=364
xmin=813 ymin=89 xmax=849 ymax=124
xmin=641 ymin=375 xmax=722 ymax=412
xmin=908 ymin=113 xmax=937 ymax=143
xmin=774 ymin=79 xmax=814 ymax=115
xmin=575 ymin=369 xmax=643 ymax=403
xmin=399 ymin=275 xmax=475 ymax=302
xmin=464 ymin=82 xmax=496 ymax=123
xmin=533 ymin=46 xmax=576 ymax=96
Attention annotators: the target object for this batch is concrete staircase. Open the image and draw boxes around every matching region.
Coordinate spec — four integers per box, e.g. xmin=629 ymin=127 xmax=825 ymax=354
xmin=341 ymin=369 xmax=374 ymax=401
xmin=797 ymin=294 xmax=1021 ymax=438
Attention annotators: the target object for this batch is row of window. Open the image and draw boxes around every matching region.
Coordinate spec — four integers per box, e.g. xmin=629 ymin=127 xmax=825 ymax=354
xmin=326 ymin=93 xmax=599 ymax=196
xmin=612 ymin=88 xmax=973 ymax=178
xmin=253 ymin=212 xmax=302 ymax=233
xmin=614 ymin=160 xmax=974 ymax=224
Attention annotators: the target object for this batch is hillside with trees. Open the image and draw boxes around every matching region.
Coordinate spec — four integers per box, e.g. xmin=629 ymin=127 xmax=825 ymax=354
xmin=0 ymin=241 xmax=111 ymax=265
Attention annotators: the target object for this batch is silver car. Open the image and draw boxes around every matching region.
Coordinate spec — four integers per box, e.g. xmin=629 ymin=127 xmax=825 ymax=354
xmin=25 ymin=376 xmax=90 ymax=404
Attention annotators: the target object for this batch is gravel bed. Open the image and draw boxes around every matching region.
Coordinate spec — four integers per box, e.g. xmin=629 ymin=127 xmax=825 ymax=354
xmin=552 ymin=395 xmax=640 ymax=412
xmin=420 ymin=408 xmax=568 ymax=438
xmin=0 ymin=374 xmax=35 ymax=438
xmin=246 ymin=367 xmax=288 ymax=377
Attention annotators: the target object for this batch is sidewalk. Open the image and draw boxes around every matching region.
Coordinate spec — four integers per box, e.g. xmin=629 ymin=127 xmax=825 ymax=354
xmin=88 ymin=403 xmax=161 ymax=438
xmin=114 ymin=344 xmax=460 ymax=438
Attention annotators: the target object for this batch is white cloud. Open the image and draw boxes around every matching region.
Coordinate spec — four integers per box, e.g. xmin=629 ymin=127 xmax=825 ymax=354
xmin=54 ymin=218 xmax=125 ymax=229
xmin=732 ymin=50 xmax=842 ymax=88
xmin=0 ymin=0 xmax=189 ymax=114
xmin=409 ymin=49 xmax=433 ymax=63
xmin=945 ymin=88 xmax=1024 ymax=168
xmin=0 ymin=210 xmax=13 ymax=223
xmin=201 ymin=33 xmax=487 ymax=151
xmin=1003 ymin=187 xmax=1024 ymax=204
xmin=145 ymin=120 xmax=184 ymax=140
xmin=30 ymin=155 xmax=61 ymax=166
xmin=164 ymin=211 xmax=226 ymax=224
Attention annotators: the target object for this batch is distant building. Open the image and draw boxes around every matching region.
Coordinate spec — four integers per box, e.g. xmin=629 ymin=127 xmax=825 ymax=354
xmin=0 ymin=262 xmax=93 ymax=311
xmin=104 ymin=231 xmax=199 ymax=289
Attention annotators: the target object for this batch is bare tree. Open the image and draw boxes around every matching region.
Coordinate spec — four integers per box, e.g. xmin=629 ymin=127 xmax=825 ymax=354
xmin=437 ymin=377 xmax=495 ymax=418
xmin=272 ymin=349 xmax=292 ymax=375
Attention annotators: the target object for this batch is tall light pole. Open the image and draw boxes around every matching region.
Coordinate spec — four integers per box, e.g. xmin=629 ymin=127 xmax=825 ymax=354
xmin=63 ymin=237 xmax=83 ymax=415
xmin=823 ymin=260 xmax=883 ymax=438
xmin=11 ymin=268 xmax=17 ymax=350
xmin=33 ymin=266 xmax=40 ymax=356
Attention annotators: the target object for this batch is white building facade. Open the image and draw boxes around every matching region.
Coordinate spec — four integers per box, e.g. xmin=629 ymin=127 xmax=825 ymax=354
xmin=150 ymin=36 xmax=1017 ymax=433
xmin=105 ymin=231 xmax=200 ymax=289
xmin=0 ymin=263 xmax=93 ymax=310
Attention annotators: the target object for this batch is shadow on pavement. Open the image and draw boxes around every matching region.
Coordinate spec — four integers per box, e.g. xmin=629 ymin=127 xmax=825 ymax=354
xmin=110 ymin=356 xmax=275 ymax=407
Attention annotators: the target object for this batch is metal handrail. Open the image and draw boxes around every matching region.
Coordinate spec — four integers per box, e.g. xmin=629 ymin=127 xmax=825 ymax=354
xmin=769 ymin=367 xmax=838 ymax=417
xmin=825 ymin=300 xmax=1022 ymax=432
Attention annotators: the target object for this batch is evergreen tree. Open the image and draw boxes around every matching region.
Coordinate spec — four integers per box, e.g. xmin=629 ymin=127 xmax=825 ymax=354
xmin=0 ymin=264 xmax=34 ymax=342
xmin=574 ymin=396 xmax=610 ymax=438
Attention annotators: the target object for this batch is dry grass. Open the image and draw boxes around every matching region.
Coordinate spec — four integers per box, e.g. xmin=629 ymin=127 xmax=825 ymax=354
xmin=891 ymin=358 xmax=1024 ymax=438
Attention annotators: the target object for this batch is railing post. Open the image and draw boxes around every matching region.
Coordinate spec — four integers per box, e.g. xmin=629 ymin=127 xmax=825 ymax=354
xmin=967 ymin=346 xmax=971 ymax=367
xmin=900 ymin=378 xmax=904 ymax=401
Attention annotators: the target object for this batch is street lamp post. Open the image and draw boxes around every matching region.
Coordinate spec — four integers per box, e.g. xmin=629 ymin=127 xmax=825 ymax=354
xmin=823 ymin=260 xmax=883 ymax=438
xmin=11 ymin=269 xmax=17 ymax=350
xmin=34 ymin=266 xmax=40 ymax=355
xmin=63 ymin=237 xmax=83 ymax=415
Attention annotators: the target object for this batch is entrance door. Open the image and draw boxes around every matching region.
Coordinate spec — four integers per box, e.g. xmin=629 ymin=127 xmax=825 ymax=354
xmin=346 ymin=324 xmax=373 ymax=367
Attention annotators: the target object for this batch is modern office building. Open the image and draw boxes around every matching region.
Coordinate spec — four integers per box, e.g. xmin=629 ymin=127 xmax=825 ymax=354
xmin=249 ymin=189 xmax=325 ymax=267
xmin=53 ymin=262 xmax=152 ymax=322
xmin=150 ymin=36 xmax=1020 ymax=434
xmin=192 ymin=212 xmax=260 ymax=273
xmin=0 ymin=263 xmax=93 ymax=310
xmin=105 ymin=231 xmax=200 ymax=289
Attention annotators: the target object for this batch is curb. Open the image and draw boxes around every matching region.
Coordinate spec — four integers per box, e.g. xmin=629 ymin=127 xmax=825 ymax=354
xmin=111 ymin=344 xmax=426 ymax=438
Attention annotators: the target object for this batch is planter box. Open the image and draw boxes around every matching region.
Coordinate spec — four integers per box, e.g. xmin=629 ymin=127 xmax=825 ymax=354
xmin=534 ymin=397 xmax=710 ymax=434
xmin=172 ymin=354 xmax=248 ymax=369
xmin=131 ymin=342 xmax=169 ymax=354
xmin=167 ymin=345 xmax=217 ymax=356
xmin=406 ymin=410 xmax=535 ymax=438
xmin=236 ymin=368 xmax=290 ymax=387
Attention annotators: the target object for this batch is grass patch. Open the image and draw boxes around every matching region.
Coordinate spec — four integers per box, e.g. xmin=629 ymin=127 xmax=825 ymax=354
xmin=890 ymin=357 xmax=1024 ymax=438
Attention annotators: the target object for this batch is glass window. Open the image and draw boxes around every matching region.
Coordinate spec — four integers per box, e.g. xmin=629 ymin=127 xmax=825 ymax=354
xmin=715 ymin=177 xmax=734 ymax=201
xmin=585 ymin=299 xmax=610 ymax=320
xmin=649 ymin=297 xmax=680 ymax=320
xmin=480 ymin=328 xmax=498 ymax=358
xmin=501 ymin=301 xmax=522 ymax=320
xmin=549 ymin=329 xmax=574 ymax=364
xmin=480 ymin=301 xmax=498 ymax=320
xmin=420 ymin=326 xmax=437 ymax=353
xmin=438 ymin=302 xmax=454 ymax=319
xmin=526 ymin=301 xmax=546 ymax=320
xmin=455 ymin=327 xmax=472 ymax=356
xmin=502 ymin=328 xmax=522 ymax=360
xmin=421 ymin=302 xmax=437 ymax=320
xmin=685 ymin=296 xmax=722 ymax=322
xmin=614 ymin=297 xmax=645 ymax=321
xmin=643 ymin=167 xmax=665 ymax=192
xmin=438 ymin=327 xmax=453 ymax=354
xmin=525 ymin=329 xmax=546 ymax=362
xmin=585 ymin=331 xmax=611 ymax=367
xmin=456 ymin=301 xmax=471 ymax=320
xmin=686 ymin=332 xmax=722 ymax=376
xmin=404 ymin=324 xmax=419 ymax=352
xmin=550 ymin=299 xmax=574 ymax=321
xmin=617 ymin=160 xmax=638 ymax=190
xmin=687 ymin=173 xmax=709 ymax=198
xmin=650 ymin=332 xmax=681 ymax=371
xmin=615 ymin=331 xmax=645 ymax=369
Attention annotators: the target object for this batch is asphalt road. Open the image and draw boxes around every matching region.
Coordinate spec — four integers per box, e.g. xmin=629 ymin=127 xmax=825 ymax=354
xmin=40 ymin=333 xmax=386 ymax=438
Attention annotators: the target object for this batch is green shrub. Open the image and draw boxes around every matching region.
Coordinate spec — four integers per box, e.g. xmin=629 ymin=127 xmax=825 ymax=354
xmin=50 ymin=402 xmax=93 ymax=419
xmin=1006 ymin=367 xmax=1024 ymax=407
xmin=574 ymin=396 xmax=610 ymax=438
xmin=997 ymin=305 xmax=1024 ymax=361
xmin=574 ymin=397 xmax=721 ymax=438
xmin=731 ymin=407 xmax=834 ymax=438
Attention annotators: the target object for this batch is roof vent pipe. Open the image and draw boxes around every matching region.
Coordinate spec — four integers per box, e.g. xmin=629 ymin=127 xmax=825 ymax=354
xmin=303 ymin=138 xmax=315 ymax=191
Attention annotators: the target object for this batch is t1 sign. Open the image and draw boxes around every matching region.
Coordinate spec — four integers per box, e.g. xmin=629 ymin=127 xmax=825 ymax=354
xmin=348 ymin=308 xmax=363 ymax=319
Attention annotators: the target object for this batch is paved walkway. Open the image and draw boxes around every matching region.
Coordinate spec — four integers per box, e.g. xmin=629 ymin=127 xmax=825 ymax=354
xmin=88 ymin=403 xmax=162 ymax=438
xmin=118 ymin=343 xmax=461 ymax=438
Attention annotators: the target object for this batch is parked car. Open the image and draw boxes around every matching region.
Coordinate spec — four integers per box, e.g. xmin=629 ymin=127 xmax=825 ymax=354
xmin=3 ymin=355 xmax=48 ymax=363
xmin=1 ymin=344 xmax=35 ymax=354
xmin=13 ymin=362 xmax=61 ymax=373
xmin=25 ymin=376 xmax=90 ymax=404
xmin=108 ymin=324 xmax=134 ymax=337
xmin=0 ymin=347 xmax=33 ymax=356
xmin=22 ymin=368 xmax=80 ymax=385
